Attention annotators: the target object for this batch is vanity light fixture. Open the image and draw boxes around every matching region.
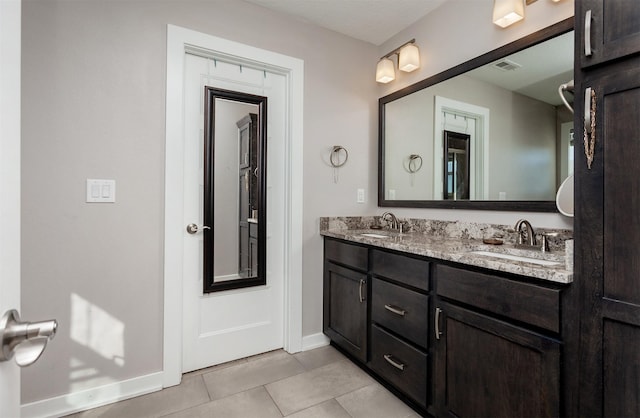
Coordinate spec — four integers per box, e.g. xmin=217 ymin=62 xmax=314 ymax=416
xmin=376 ymin=39 xmax=420 ymax=84
xmin=493 ymin=0 xmax=525 ymax=28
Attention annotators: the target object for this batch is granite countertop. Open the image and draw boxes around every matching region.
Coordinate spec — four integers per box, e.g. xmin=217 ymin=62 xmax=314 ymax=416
xmin=321 ymin=228 xmax=573 ymax=284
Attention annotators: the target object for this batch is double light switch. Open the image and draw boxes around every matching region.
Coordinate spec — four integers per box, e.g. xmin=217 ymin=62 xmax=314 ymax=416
xmin=86 ymin=179 xmax=116 ymax=203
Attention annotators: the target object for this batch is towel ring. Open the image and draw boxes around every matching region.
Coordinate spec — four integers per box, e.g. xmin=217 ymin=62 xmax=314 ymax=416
xmin=408 ymin=154 xmax=423 ymax=173
xmin=330 ymin=146 xmax=348 ymax=168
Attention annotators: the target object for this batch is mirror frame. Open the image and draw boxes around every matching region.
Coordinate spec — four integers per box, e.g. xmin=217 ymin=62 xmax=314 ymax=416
xmin=203 ymin=87 xmax=267 ymax=293
xmin=378 ymin=17 xmax=574 ymax=212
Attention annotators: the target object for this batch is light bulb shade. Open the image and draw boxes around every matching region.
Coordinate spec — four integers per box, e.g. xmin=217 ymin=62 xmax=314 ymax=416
xmin=376 ymin=58 xmax=395 ymax=83
xmin=398 ymin=43 xmax=420 ymax=72
xmin=493 ymin=0 xmax=524 ymax=28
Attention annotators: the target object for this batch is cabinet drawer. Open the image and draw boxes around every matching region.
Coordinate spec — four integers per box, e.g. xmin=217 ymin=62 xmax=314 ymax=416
xmin=370 ymin=250 xmax=429 ymax=291
xmin=325 ymin=239 xmax=368 ymax=271
xmin=370 ymin=324 xmax=427 ymax=408
xmin=372 ymin=278 xmax=429 ymax=348
xmin=436 ymin=264 xmax=561 ymax=333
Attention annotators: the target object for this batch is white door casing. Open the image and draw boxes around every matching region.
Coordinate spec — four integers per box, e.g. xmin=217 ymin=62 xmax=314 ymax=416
xmin=433 ymin=96 xmax=490 ymax=200
xmin=0 ymin=0 xmax=22 ymax=415
xmin=163 ymin=25 xmax=304 ymax=386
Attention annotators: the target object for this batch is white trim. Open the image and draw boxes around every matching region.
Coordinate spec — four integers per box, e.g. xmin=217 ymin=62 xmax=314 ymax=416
xmin=163 ymin=25 xmax=304 ymax=387
xmin=433 ymin=96 xmax=490 ymax=200
xmin=301 ymin=333 xmax=330 ymax=351
xmin=0 ymin=0 xmax=22 ymax=416
xmin=21 ymin=372 xmax=163 ymax=418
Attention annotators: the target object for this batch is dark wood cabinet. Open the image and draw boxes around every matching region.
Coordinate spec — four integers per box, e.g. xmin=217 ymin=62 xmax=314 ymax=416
xmin=576 ymin=1 xmax=640 ymax=415
xmin=323 ymin=239 xmax=368 ymax=363
xmin=237 ymin=113 xmax=258 ymax=278
xmin=579 ymin=0 xmax=640 ymax=69
xmin=433 ymin=264 xmax=562 ymax=418
xmin=323 ymin=238 xmax=567 ymax=416
xmin=369 ymin=324 xmax=428 ymax=408
xmin=369 ymin=251 xmax=430 ymax=408
xmin=432 ymin=301 xmax=561 ymax=418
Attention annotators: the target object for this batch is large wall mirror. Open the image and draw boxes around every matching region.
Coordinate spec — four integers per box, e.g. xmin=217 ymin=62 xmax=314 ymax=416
xmin=379 ymin=18 xmax=574 ymax=211
xmin=203 ymin=87 xmax=267 ymax=293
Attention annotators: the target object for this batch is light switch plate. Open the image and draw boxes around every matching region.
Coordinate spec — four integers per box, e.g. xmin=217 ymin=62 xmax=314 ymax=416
xmin=357 ymin=188 xmax=365 ymax=203
xmin=86 ymin=179 xmax=116 ymax=203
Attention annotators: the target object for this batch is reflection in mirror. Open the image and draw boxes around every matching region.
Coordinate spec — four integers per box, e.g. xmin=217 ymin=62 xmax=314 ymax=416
xmin=379 ymin=18 xmax=574 ymax=211
xmin=203 ymin=87 xmax=267 ymax=293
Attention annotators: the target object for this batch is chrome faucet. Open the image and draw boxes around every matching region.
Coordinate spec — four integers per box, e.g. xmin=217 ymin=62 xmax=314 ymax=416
xmin=514 ymin=219 xmax=536 ymax=246
xmin=381 ymin=212 xmax=399 ymax=231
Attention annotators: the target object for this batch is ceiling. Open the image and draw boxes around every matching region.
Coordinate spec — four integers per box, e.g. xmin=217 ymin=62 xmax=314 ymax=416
xmin=242 ymin=0 xmax=448 ymax=46
xmin=467 ymin=30 xmax=574 ymax=106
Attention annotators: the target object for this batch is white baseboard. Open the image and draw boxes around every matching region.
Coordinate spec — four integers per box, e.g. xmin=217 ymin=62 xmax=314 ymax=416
xmin=301 ymin=332 xmax=330 ymax=351
xmin=21 ymin=371 xmax=163 ymax=418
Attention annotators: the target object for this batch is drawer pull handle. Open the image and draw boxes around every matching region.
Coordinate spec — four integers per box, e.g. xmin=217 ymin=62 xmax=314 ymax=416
xmin=384 ymin=304 xmax=406 ymax=316
xmin=383 ymin=354 xmax=405 ymax=371
xmin=358 ymin=279 xmax=366 ymax=303
xmin=435 ymin=307 xmax=443 ymax=340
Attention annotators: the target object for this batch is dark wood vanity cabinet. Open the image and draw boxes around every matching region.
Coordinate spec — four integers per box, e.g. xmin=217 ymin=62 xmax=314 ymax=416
xmin=576 ymin=1 xmax=640 ymax=416
xmin=323 ymin=239 xmax=368 ymax=362
xmin=433 ymin=265 xmax=562 ymax=418
xmin=368 ymin=250 xmax=430 ymax=408
xmin=323 ymin=238 xmax=568 ymax=416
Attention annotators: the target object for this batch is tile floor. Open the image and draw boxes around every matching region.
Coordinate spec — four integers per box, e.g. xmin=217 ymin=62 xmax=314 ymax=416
xmin=67 ymin=346 xmax=420 ymax=418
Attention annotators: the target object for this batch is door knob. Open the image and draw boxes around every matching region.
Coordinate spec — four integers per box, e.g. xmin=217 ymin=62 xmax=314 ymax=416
xmin=186 ymin=223 xmax=211 ymax=234
xmin=0 ymin=309 xmax=57 ymax=367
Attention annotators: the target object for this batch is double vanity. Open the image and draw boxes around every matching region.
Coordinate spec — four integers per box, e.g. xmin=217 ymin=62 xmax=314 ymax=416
xmin=321 ymin=216 xmax=573 ymax=417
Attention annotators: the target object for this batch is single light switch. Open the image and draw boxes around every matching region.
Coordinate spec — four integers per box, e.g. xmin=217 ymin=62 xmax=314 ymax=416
xmin=87 ymin=179 xmax=116 ymax=203
xmin=91 ymin=184 xmax=101 ymax=198
xmin=357 ymin=188 xmax=365 ymax=203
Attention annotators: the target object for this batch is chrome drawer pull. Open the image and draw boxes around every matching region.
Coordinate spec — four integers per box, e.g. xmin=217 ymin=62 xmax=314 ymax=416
xmin=358 ymin=279 xmax=366 ymax=303
xmin=383 ymin=354 xmax=405 ymax=371
xmin=384 ymin=304 xmax=407 ymax=317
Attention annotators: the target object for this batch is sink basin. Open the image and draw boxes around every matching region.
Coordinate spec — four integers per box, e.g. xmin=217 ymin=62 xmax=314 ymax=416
xmin=360 ymin=233 xmax=389 ymax=239
xmin=471 ymin=250 xmax=561 ymax=266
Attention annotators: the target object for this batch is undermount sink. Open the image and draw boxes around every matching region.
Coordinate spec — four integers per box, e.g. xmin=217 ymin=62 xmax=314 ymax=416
xmin=360 ymin=233 xmax=390 ymax=239
xmin=471 ymin=250 xmax=561 ymax=266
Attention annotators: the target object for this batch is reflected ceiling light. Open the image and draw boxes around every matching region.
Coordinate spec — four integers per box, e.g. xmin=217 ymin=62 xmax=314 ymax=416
xmin=376 ymin=39 xmax=420 ymax=83
xmin=493 ymin=0 xmax=525 ymax=28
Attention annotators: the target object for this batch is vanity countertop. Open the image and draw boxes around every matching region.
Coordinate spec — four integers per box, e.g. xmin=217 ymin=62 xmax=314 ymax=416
xmin=321 ymin=228 xmax=573 ymax=284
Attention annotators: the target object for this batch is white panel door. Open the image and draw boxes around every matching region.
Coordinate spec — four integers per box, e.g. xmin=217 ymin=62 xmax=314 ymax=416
xmin=0 ymin=0 xmax=22 ymax=415
xmin=181 ymin=53 xmax=286 ymax=372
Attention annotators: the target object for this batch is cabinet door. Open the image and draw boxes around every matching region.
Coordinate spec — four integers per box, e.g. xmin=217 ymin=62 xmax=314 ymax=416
xmin=577 ymin=64 xmax=640 ymax=416
xmin=578 ymin=0 xmax=640 ymax=68
xmin=433 ymin=301 xmax=561 ymax=418
xmin=323 ymin=261 xmax=368 ymax=362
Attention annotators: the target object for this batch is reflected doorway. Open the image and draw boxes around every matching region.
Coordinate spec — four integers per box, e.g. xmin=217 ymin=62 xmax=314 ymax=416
xmin=443 ymin=130 xmax=471 ymax=200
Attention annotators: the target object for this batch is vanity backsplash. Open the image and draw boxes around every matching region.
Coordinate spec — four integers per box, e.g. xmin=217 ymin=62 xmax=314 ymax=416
xmin=320 ymin=216 xmax=572 ymax=252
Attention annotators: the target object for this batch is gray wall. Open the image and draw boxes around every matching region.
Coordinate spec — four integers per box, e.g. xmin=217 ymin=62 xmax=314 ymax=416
xmin=21 ymin=0 xmax=574 ymax=405
xmin=21 ymin=0 xmax=378 ymax=403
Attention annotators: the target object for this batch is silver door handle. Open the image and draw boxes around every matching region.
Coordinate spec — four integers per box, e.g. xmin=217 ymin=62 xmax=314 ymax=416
xmin=186 ymin=223 xmax=211 ymax=234
xmin=0 ymin=310 xmax=57 ymax=367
